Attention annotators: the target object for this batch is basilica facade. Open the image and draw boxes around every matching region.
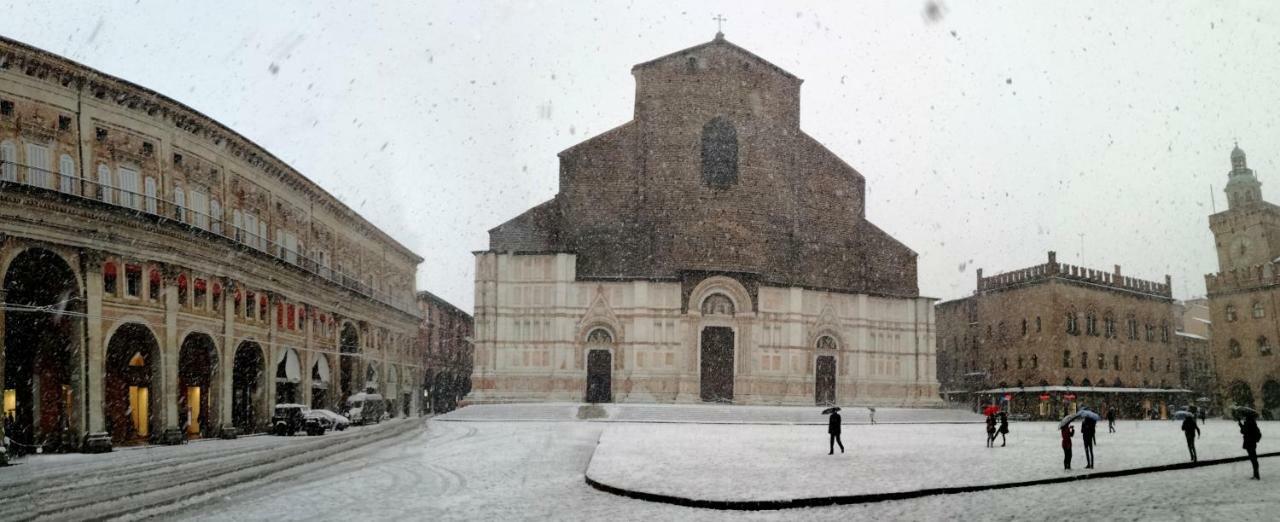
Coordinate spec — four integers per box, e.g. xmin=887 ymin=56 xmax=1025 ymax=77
xmin=471 ymin=34 xmax=940 ymax=406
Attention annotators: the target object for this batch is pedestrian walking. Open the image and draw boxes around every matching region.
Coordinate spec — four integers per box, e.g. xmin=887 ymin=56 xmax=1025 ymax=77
xmin=1106 ymin=408 xmax=1116 ymax=433
xmin=986 ymin=414 xmax=997 ymax=448
xmin=828 ymin=409 xmax=844 ymax=455
xmin=868 ymin=407 xmax=876 ymax=425
xmin=1061 ymin=424 xmax=1075 ymax=470
xmin=997 ymin=412 xmax=1010 ymax=447
xmin=1198 ymin=407 xmax=1207 ymax=425
xmin=1081 ymin=414 xmax=1097 ymax=469
xmin=1182 ymin=415 xmax=1201 ymax=462
xmin=1240 ymin=415 xmax=1262 ymax=479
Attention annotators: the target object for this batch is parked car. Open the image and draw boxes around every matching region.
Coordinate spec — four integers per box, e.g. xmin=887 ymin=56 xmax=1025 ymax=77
xmin=307 ymin=409 xmax=351 ymax=431
xmin=344 ymin=392 xmax=385 ymax=426
xmin=272 ymin=404 xmax=326 ymax=436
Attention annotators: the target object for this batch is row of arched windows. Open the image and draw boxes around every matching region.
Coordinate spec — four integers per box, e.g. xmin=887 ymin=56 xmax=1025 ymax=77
xmin=1228 ymin=337 xmax=1273 ymax=358
xmin=1065 ymin=309 xmax=1168 ymax=343
xmin=1225 ymin=302 xmax=1267 ymax=322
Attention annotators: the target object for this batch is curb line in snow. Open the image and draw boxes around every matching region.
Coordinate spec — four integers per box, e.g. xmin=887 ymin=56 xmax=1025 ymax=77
xmin=584 ymin=452 xmax=1280 ymax=511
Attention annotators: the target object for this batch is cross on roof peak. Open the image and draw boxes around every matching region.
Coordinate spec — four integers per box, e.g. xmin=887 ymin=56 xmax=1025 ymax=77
xmin=713 ymin=14 xmax=727 ymax=39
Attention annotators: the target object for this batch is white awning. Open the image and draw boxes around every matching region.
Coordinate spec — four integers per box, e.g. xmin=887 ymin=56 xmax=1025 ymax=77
xmin=313 ymin=356 xmax=331 ymax=386
xmin=276 ymin=348 xmax=301 ymax=383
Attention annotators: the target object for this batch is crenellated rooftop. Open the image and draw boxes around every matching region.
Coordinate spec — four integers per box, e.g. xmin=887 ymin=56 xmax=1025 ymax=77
xmin=976 ymin=251 xmax=1172 ymax=298
xmin=1205 ymin=260 xmax=1280 ymax=294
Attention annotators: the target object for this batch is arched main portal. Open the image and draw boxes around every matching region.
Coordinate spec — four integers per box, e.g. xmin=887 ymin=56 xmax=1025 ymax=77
xmin=178 ymin=333 xmax=218 ymax=438
xmin=339 ymin=323 xmax=360 ymax=401
xmin=3 ymin=248 xmax=81 ymax=452
xmin=311 ymin=355 xmax=331 ymax=410
xmin=815 ymin=335 xmax=838 ymax=406
xmin=275 ymin=347 xmax=301 ymax=404
xmin=104 ymin=323 xmax=161 ymax=444
xmin=232 ymin=341 xmax=265 ymax=433
xmin=584 ymin=328 xmax=613 ymax=403
xmin=699 ymin=294 xmax=736 ymax=403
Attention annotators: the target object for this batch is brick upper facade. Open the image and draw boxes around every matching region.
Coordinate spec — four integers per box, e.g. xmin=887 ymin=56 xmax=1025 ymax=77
xmin=487 ymin=35 xmax=918 ymax=298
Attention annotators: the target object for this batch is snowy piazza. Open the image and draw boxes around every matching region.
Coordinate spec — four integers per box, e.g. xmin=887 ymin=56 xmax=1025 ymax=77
xmin=2 ymin=2 xmax=1280 ymax=521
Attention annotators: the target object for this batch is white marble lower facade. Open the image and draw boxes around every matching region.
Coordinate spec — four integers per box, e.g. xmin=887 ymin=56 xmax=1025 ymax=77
xmin=471 ymin=253 xmax=942 ymax=407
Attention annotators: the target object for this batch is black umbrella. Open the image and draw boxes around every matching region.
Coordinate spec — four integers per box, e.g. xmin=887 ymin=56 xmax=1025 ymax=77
xmin=822 ymin=407 xmax=841 ymax=415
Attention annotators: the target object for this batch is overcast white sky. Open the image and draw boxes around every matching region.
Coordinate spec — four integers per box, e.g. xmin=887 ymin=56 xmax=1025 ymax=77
xmin=5 ymin=1 xmax=1280 ymax=311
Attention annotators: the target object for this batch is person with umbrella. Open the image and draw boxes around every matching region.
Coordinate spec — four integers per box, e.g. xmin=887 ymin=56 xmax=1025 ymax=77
xmin=1237 ymin=407 xmax=1262 ymax=479
xmin=824 ymin=407 xmax=844 ymax=455
xmin=997 ymin=412 xmax=1010 ymax=447
xmin=868 ymin=406 xmax=876 ymax=425
xmin=1059 ymin=416 xmax=1076 ymax=470
xmin=985 ymin=412 xmax=998 ymax=448
xmin=1177 ymin=409 xmax=1201 ymax=462
xmin=1078 ymin=407 xmax=1100 ymax=469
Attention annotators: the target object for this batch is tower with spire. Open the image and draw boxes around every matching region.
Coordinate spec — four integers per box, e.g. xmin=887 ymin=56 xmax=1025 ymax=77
xmin=1209 ymin=143 xmax=1280 ymax=271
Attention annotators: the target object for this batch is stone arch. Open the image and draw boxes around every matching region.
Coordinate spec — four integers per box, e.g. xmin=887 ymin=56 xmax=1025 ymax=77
xmin=0 ymin=243 xmax=85 ymax=294
xmin=3 ymin=246 xmax=83 ymax=451
xmin=1263 ymin=379 xmax=1280 ymax=420
xmin=178 ymin=332 xmax=219 ymax=438
xmin=232 ymin=340 xmax=266 ymax=433
xmin=1228 ymin=380 xmax=1256 ymax=410
xmin=339 ymin=321 xmax=361 ymax=401
xmin=104 ymin=322 xmax=162 ymax=444
xmin=687 ymin=275 xmax=752 ymax=317
xmin=274 ymin=347 xmax=302 ymax=404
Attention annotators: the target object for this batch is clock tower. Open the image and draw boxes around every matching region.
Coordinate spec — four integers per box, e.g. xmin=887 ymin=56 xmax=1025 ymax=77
xmin=1209 ymin=144 xmax=1280 ymax=271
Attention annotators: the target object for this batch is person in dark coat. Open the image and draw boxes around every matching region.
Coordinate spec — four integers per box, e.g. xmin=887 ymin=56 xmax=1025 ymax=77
xmin=1081 ymin=415 xmax=1097 ymax=469
xmin=1240 ymin=416 xmax=1262 ymax=479
xmin=828 ymin=410 xmax=844 ymax=455
xmin=997 ymin=412 xmax=1010 ymax=447
xmin=985 ymin=414 xmax=997 ymax=448
xmin=1198 ymin=407 xmax=1207 ymax=425
xmin=1061 ymin=424 xmax=1075 ymax=470
xmin=1106 ymin=408 xmax=1116 ymax=433
xmin=1181 ymin=415 xmax=1202 ymax=462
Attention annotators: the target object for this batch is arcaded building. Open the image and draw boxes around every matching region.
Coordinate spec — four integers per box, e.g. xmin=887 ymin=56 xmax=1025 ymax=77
xmin=471 ymin=33 xmax=940 ymax=406
xmin=0 ymin=37 xmax=421 ymax=452
xmin=936 ymin=252 xmax=1195 ymax=419
xmin=416 ymin=290 xmax=473 ymax=413
xmin=1206 ymin=144 xmax=1280 ymax=418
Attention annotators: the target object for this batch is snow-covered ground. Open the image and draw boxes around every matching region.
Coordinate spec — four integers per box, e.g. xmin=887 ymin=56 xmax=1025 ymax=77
xmin=6 ymin=407 xmax=1276 ymax=521
xmin=201 ymin=419 xmax=1279 ymax=522
xmin=587 ymin=419 xmax=1272 ymax=501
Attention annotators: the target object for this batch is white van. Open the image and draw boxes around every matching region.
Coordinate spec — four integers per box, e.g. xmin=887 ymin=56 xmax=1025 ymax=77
xmin=344 ymin=392 xmax=386 ymax=425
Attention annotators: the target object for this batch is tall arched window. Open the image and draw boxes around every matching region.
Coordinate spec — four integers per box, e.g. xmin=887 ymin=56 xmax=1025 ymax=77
xmin=700 ymin=117 xmax=738 ymax=188
xmin=58 ymin=153 xmax=75 ymax=194
xmin=96 ymin=163 xmax=113 ymax=204
xmin=0 ymin=140 xmax=15 ymax=181
xmin=174 ymin=187 xmax=186 ymax=222
xmin=25 ymin=142 xmax=50 ymax=188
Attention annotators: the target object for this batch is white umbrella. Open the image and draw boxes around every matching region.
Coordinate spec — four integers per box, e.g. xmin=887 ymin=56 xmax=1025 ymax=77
xmin=1075 ymin=409 xmax=1102 ymax=422
xmin=1171 ymin=410 xmax=1195 ymax=420
xmin=1057 ymin=412 xmax=1080 ymax=429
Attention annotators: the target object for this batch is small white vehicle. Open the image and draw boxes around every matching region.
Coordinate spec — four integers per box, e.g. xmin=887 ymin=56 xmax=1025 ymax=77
xmin=344 ymin=392 xmax=386 ymax=426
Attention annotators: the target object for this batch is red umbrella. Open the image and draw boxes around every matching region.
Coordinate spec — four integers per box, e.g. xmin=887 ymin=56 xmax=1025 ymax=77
xmin=982 ymin=405 xmax=1000 ymax=416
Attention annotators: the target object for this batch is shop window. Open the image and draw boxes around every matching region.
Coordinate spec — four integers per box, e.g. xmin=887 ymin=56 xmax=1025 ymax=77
xmin=177 ymin=274 xmax=188 ymax=306
xmin=194 ymin=279 xmax=207 ymax=309
xmin=149 ymin=269 xmax=161 ymax=300
xmin=103 ymin=262 xmax=118 ymax=295
xmin=125 ymin=264 xmax=141 ymax=297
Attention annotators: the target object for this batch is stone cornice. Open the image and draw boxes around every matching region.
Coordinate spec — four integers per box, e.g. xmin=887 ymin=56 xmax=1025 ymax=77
xmin=0 ymin=36 xmax=422 ymax=264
